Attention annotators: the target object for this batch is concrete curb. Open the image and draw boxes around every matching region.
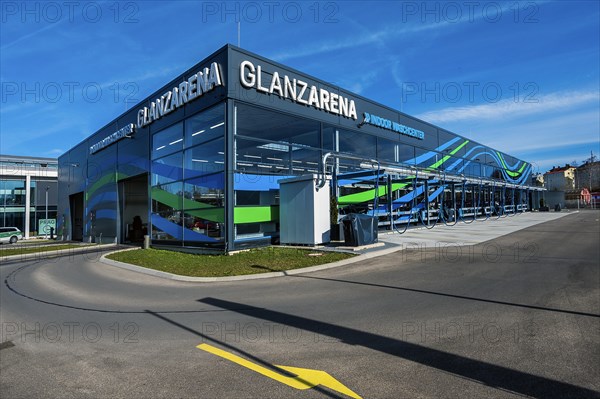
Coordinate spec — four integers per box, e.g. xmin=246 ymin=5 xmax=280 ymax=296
xmin=1 ymin=244 xmax=119 ymax=262
xmin=99 ymin=244 xmax=404 ymax=283
xmin=98 ymin=211 xmax=579 ymax=283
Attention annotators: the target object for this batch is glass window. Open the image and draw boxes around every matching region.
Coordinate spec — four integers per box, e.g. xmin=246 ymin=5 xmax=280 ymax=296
xmin=151 ymin=181 xmax=183 ymax=213
xmin=235 ymin=191 xmax=260 ymax=206
xmin=377 ymin=138 xmax=398 ymax=164
xmin=336 ymin=129 xmax=376 ymax=171
xmin=3 ymin=210 xmax=25 ymax=230
xmin=151 ymin=210 xmax=181 ymax=242
xmin=338 ymin=129 xmax=376 ymax=158
xmin=480 ymin=160 xmax=495 ymax=179
xmin=152 ymin=152 xmax=183 ymax=186
xmin=152 ymin=122 xmax=183 ymax=159
xmin=182 ymin=176 xmax=225 ymax=243
xmin=185 ymin=103 xmax=225 ymax=147
xmin=182 ymin=211 xmax=224 ymax=242
xmin=1 ymin=180 xmax=26 ymax=206
xmin=235 ymin=221 xmax=278 ymax=239
xmin=29 ymin=181 xmax=36 ymax=205
xmin=236 ymin=223 xmax=262 ymax=236
xmin=414 ymin=147 xmax=432 ymax=168
xmin=463 ymin=161 xmax=481 ymax=177
xmin=398 ymin=144 xmax=415 ymax=165
xmin=184 ymin=138 xmax=225 ymax=179
xmin=489 ymin=165 xmax=503 ymax=180
xmin=184 ymin=178 xmax=225 ymax=208
xmin=235 ymin=189 xmax=278 ymax=207
xmin=322 ymin=126 xmax=336 ymax=151
xmin=235 ymin=137 xmax=292 ymax=174
xmin=443 ymin=156 xmax=463 ymax=174
xmin=291 ymin=147 xmax=321 ymax=173
xmin=236 ymin=103 xmax=320 ymax=148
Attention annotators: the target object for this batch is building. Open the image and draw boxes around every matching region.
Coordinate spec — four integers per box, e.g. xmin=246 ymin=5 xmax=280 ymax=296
xmin=0 ymin=154 xmax=58 ymax=238
xmin=544 ymin=165 xmax=576 ymax=191
xmin=58 ymin=45 xmax=535 ymax=252
xmin=531 ymin=173 xmax=544 ymax=187
xmin=575 ymin=161 xmax=600 ymax=192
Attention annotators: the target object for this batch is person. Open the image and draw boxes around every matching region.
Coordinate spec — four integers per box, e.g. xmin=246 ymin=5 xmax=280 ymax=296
xmin=132 ymin=216 xmax=143 ymax=241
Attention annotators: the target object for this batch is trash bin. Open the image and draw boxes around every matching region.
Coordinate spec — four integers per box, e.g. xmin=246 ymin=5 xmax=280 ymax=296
xmin=554 ymin=204 xmax=561 ymax=212
xmin=342 ymin=214 xmax=378 ymax=246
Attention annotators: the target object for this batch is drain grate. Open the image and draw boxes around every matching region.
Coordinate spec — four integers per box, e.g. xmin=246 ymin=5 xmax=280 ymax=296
xmin=0 ymin=341 xmax=15 ymax=350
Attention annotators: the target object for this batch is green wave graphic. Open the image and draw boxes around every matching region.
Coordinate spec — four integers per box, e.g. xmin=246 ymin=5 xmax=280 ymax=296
xmin=496 ymin=152 xmax=526 ymax=178
xmin=152 ymin=187 xmax=278 ymax=224
xmin=339 ymin=139 xmax=469 ymax=204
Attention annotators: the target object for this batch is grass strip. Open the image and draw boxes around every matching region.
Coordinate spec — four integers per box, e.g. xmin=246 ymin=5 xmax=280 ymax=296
xmin=1 ymin=244 xmax=94 ymax=257
xmin=106 ymin=247 xmax=355 ymax=277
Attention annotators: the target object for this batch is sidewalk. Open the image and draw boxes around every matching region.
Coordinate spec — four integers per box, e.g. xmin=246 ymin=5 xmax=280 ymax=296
xmin=377 ymin=211 xmax=574 ymax=249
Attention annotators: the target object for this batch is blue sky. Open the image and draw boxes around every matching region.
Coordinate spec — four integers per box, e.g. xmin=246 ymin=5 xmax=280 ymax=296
xmin=1 ymin=0 xmax=598 ymax=173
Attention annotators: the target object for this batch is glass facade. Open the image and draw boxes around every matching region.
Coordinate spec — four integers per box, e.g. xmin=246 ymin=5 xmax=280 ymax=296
xmin=234 ymin=103 xmax=324 ymax=242
xmin=57 ymin=45 xmax=534 ymax=252
xmin=0 ymin=156 xmax=58 ymax=236
xmin=150 ymin=103 xmax=226 ymax=248
xmin=230 ymin=100 xmax=534 ymax=244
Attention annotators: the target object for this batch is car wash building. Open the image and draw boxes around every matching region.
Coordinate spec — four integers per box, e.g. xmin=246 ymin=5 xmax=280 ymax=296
xmin=58 ymin=44 xmax=541 ymax=252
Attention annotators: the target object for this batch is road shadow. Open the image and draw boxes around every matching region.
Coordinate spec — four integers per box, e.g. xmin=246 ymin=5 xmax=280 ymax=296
xmin=198 ymin=297 xmax=600 ymax=399
xmin=290 ymin=275 xmax=600 ymax=319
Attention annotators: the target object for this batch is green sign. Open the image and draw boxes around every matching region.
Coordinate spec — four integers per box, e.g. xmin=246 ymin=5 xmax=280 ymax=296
xmin=38 ymin=219 xmax=56 ymax=235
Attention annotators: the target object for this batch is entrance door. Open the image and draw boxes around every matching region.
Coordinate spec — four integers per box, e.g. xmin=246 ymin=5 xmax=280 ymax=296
xmin=118 ymin=174 xmax=148 ymax=243
xmin=69 ymin=192 xmax=84 ymax=241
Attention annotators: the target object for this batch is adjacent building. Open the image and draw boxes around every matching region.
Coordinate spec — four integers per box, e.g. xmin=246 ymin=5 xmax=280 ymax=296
xmin=0 ymin=154 xmax=58 ymax=238
xmin=531 ymin=173 xmax=544 ymax=187
xmin=544 ymin=165 xmax=576 ymax=191
xmin=543 ymin=161 xmax=600 ymax=208
xmin=575 ymin=161 xmax=600 ymax=192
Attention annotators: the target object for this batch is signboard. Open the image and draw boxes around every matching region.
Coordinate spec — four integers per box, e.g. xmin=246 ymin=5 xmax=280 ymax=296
xmin=239 ymin=60 xmax=358 ymax=120
xmin=38 ymin=219 xmax=56 ymax=235
xmin=89 ymin=123 xmax=135 ymax=154
xmin=137 ymin=61 xmax=224 ymax=129
xmin=361 ymin=112 xmax=425 ymax=140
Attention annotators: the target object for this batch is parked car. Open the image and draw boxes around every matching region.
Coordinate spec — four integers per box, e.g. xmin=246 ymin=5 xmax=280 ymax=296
xmin=0 ymin=227 xmax=23 ymax=244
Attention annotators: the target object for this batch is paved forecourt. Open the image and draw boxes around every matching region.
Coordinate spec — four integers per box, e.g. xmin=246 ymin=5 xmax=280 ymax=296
xmin=378 ymin=211 xmax=573 ymax=249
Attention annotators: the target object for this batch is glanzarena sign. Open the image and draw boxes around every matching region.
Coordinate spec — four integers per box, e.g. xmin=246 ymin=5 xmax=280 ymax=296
xmin=362 ymin=112 xmax=424 ymax=140
xmin=239 ymin=60 xmax=358 ymax=120
xmin=137 ymin=62 xmax=223 ymax=129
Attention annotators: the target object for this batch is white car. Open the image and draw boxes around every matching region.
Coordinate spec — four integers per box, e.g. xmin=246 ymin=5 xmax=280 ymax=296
xmin=0 ymin=227 xmax=23 ymax=244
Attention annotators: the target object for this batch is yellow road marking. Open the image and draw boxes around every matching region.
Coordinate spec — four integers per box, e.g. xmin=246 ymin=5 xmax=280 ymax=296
xmin=197 ymin=343 xmax=362 ymax=399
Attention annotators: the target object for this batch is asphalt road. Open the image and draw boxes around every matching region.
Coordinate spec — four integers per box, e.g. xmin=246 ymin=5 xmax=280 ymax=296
xmin=1 ymin=211 xmax=599 ymax=399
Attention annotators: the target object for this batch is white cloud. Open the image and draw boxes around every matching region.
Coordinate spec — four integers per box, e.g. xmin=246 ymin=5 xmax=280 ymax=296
xmin=478 ymin=109 xmax=600 ymax=152
xmin=268 ymin=22 xmax=441 ymax=62
xmin=268 ymin=1 xmax=546 ymax=62
xmin=416 ymin=90 xmax=599 ymax=124
xmin=1 ymin=20 xmax=66 ymax=51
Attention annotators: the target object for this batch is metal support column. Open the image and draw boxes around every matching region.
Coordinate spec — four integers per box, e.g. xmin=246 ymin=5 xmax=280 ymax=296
xmin=386 ymin=175 xmax=393 ymax=230
xmin=461 ymin=181 xmax=466 ymax=219
xmin=425 ymin=179 xmax=430 ymax=225
xmin=25 ymin=174 xmax=31 ymax=239
xmin=451 ymin=183 xmax=456 ymax=221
